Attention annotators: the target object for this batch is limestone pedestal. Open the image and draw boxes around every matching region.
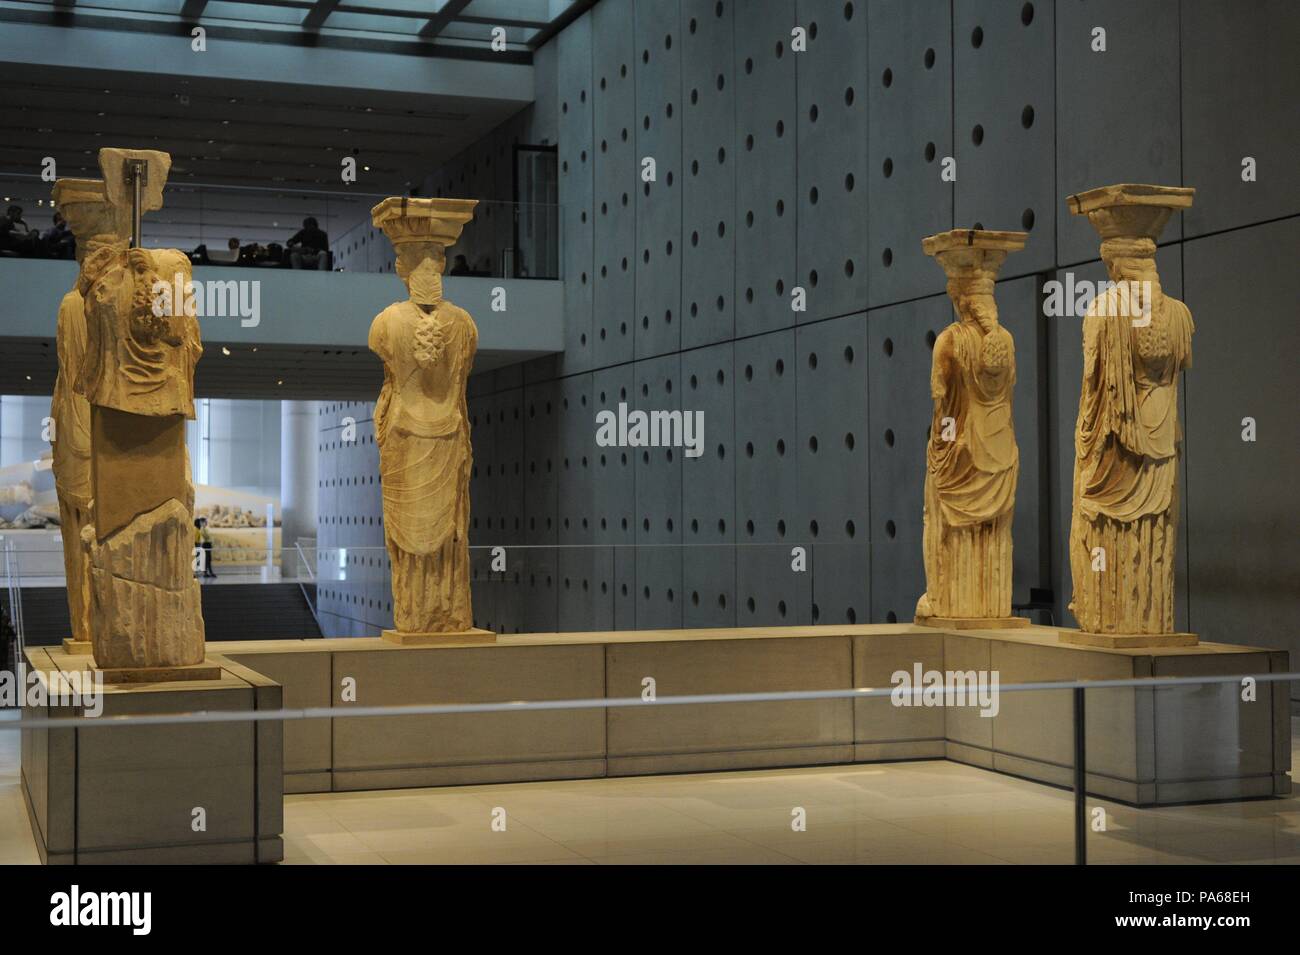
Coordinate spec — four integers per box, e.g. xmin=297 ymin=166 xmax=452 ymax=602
xmin=916 ymin=615 xmax=1030 ymax=630
xmin=60 ymin=639 xmax=92 ymax=655
xmin=1059 ymin=630 xmax=1198 ymax=649
xmin=211 ymin=624 xmax=1290 ymax=806
xmin=21 ymin=647 xmax=283 ymax=864
xmin=381 ymin=628 xmax=496 ymax=646
xmin=94 ymin=660 xmax=224 ymax=684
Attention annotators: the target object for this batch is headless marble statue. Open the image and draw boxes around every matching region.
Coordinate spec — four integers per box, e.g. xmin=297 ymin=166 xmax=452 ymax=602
xmin=73 ymin=149 xmax=210 ymax=676
xmin=50 ymin=178 xmax=125 ymax=653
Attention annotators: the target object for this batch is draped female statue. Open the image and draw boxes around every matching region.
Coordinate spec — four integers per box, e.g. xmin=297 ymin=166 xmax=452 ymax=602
xmin=74 ymin=149 xmax=209 ymax=673
xmin=50 ymin=177 xmax=125 ymax=652
xmin=370 ymin=197 xmax=485 ymax=641
xmin=914 ymin=229 xmax=1029 ymax=628
xmin=1065 ymin=184 xmax=1196 ymax=646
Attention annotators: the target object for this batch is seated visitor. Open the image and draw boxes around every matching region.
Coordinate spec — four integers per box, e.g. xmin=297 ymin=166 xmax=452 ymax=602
xmin=287 ymin=216 xmax=330 ymax=270
xmin=449 ymin=253 xmax=470 ymax=275
xmin=42 ymin=211 xmax=75 ymax=259
xmin=0 ymin=204 xmax=39 ymax=256
xmin=208 ymin=236 xmax=241 ymax=265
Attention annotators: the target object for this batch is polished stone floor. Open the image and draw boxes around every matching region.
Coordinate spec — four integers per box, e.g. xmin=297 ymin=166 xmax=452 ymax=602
xmin=3 ymin=710 xmax=1299 ymax=865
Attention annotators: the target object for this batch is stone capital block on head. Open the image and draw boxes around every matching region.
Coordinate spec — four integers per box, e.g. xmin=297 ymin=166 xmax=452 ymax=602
xmin=1064 ymin=183 xmax=1197 ymax=647
xmin=914 ymin=229 xmax=1029 ymax=629
xmin=97 ymin=147 xmax=172 ymax=214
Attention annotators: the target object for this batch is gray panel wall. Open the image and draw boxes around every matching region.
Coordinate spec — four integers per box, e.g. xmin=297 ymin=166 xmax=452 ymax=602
xmin=314 ymin=1 xmax=1300 ymax=656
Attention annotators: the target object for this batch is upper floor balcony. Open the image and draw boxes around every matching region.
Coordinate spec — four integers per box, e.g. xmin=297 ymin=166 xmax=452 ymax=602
xmin=0 ymin=181 xmax=564 ymax=401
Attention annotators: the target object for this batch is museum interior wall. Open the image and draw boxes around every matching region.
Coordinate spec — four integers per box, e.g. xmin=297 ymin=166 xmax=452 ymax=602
xmin=308 ymin=0 xmax=1300 ymax=667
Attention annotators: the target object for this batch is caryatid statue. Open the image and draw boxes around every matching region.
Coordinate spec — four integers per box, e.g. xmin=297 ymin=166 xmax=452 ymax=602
xmin=370 ymin=197 xmax=489 ymax=643
xmin=75 ymin=148 xmax=210 ymax=676
xmin=914 ymin=229 xmax=1029 ymax=629
xmin=1064 ymin=184 xmax=1196 ymax=647
xmin=50 ymin=178 xmax=127 ymax=654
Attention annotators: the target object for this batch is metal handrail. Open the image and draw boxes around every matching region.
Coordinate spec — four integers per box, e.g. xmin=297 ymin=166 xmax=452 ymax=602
xmin=2 ymin=540 xmax=25 ymax=664
xmin=294 ymin=538 xmax=321 ymax=633
xmin=294 ymin=537 xmax=317 ymax=581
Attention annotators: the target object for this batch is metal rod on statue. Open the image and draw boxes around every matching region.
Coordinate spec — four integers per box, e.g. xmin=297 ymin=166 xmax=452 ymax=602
xmin=126 ymin=158 xmax=146 ymax=249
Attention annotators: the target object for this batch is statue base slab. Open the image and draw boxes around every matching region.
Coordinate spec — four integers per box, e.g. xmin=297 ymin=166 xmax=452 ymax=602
xmin=915 ymin=615 xmax=1030 ymax=630
xmin=94 ymin=659 xmax=224 ymax=684
xmin=207 ymin=624 xmax=1288 ymax=806
xmin=22 ymin=646 xmax=282 ymax=864
xmin=61 ymin=639 xmax=93 ymax=655
xmin=381 ymin=628 xmax=496 ymax=646
xmin=1059 ymin=630 xmax=1199 ymax=649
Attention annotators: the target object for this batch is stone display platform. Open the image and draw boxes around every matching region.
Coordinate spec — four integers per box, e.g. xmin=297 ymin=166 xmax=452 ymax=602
xmin=21 ymin=648 xmax=283 ymax=864
xmin=208 ymin=623 xmax=1291 ymax=808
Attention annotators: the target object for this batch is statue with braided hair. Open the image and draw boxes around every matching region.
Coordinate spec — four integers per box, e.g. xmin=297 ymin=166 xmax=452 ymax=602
xmin=1064 ymin=184 xmax=1196 ymax=646
xmin=370 ymin=197 xmax=486 ymax=641
xmin=914 ymin=229 xmax=1029 ymax=628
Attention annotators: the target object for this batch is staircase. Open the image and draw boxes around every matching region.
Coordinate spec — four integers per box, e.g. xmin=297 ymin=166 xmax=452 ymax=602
xmin=20 ymin=582 xmax=321 ymax=646
xmin=199 ymin=583 xmax=322 ymax=641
